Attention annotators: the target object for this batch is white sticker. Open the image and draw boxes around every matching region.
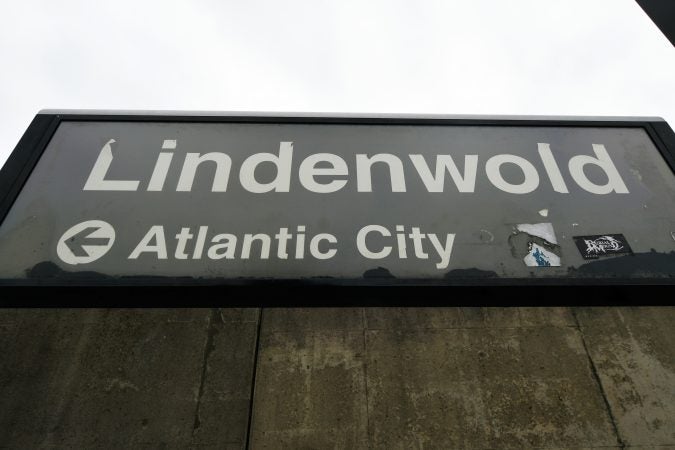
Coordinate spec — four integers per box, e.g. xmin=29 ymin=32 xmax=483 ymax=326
xmin=516 ymin=222 xmax=558 ymax=245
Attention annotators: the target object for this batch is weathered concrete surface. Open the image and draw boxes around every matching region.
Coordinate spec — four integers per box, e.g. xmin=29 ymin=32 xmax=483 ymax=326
xmin=0 ymin=306 xmax=674 ymax=449
xmin=364 ymin=306 xmax=575 ymax=329
xmin=575 ymin=307 xmax=675 ymax=447
xmin=253 ymin=307 xmax=619 ymax=449
xmin=365 ymin=327 xmax=616 ymax=449
xmin=249 ymin=308 xmax=368 ymax=449
xmin=0 ymin=308 xmax=259 ymax=449
xmin=262 ymin=307 xmax=365 ymax=333
xmin=250 ymin=307 xmax=675 ymax=449
xmin=191 ymin=308 xmax=260 ymax=448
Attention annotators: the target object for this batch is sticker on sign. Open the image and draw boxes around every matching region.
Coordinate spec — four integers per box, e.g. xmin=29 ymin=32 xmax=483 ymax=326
xmin=573 ymin=234 xmax=632 ymax=260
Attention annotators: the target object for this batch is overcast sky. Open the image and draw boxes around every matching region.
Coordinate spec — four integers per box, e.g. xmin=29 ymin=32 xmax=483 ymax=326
xmin=1 ymin=0 xmax=674 ymax=168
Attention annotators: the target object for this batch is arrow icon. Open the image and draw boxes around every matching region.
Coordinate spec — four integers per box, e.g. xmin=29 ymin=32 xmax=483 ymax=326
xmin=57 ymin=220 xmax=115 ymax=265
xmin=65 ymin=227 xmax=114 ymax=257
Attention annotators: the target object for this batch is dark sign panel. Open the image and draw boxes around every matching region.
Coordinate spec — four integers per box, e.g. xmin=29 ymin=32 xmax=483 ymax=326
xmin=1 ymin=112 xmax=674 ymax=286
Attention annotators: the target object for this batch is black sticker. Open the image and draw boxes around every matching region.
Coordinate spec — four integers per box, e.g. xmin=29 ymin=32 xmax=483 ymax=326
xmin=573 ymin=234 xmax=633 ymax=260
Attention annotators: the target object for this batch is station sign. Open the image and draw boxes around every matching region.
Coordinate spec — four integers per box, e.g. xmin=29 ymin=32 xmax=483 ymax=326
xmin=0 ymin=112 xmax=674 ymax=286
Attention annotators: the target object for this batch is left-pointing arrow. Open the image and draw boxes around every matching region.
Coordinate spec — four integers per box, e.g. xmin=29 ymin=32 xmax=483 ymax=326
xmin=57 ymin=220 xmax=116 ymax=265
xmin=65 ymin=227 xmax=113 ymax=257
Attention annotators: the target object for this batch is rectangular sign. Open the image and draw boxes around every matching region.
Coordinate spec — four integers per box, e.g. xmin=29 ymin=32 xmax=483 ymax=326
xmin=1 ymin=112 xmax=674 ymax=285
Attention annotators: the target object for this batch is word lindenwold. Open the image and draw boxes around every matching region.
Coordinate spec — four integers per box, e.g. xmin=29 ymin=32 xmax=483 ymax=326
xmin=128 ymin=224 xmax=456 ymax=269
xmin=83 ymin=139 xmax=629 ymax=195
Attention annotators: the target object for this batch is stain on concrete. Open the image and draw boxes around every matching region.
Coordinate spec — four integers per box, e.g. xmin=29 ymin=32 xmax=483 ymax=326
xmin=190 ymin=309 xmax=260 ymax=448
xmin=263 ymin=308 xmax=364 ymax=333
xmin=460 ymin=307 xmax=522 ymax=328
xmin=103 ymin=378 xmax=140 ymax=392
xmin=365 ymin=307 xmax=463 ymax=330
xmin=192 ymin=309 xmax=220 ymax=433
xmin=365 ymin=327 xmax=618 ymax=449
xmin=250 ymin=330 xmax=369 ymax=449
xmin=0 ymin=308 xmax=259 ymax=449
xmin=518 ymin=307 xmax=575 ymax=327
xmin=575 ymin=307 xmax=675 ymax=446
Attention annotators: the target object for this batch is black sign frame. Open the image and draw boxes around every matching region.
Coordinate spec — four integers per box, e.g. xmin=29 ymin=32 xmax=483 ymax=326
xmin=0 ymin=111 xmax=674 ymax=305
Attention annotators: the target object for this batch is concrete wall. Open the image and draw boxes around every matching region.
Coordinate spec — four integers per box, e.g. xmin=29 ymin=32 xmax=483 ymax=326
xmin=0 ymin=307 xmax=673 ymax=448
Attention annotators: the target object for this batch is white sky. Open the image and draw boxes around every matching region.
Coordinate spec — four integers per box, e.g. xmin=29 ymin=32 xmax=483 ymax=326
xmin=1 ymin=0 xmax=674 ymax=169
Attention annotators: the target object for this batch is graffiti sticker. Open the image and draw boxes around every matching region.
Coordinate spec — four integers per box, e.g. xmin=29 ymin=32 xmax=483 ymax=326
xmin=573 ymin=234 xmax=632 ymax=260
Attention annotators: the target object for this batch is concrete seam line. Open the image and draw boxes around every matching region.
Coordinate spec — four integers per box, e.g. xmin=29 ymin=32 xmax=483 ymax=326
xmin=362 ymin=311 xmax=372 ymax=446
xmin=192 ymin=308 xmax=219 ymax=436
xmin=245 ymin=308 xmax=264 ymax=450
xmin=571 ymin=307 xmax=626 ymax=448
